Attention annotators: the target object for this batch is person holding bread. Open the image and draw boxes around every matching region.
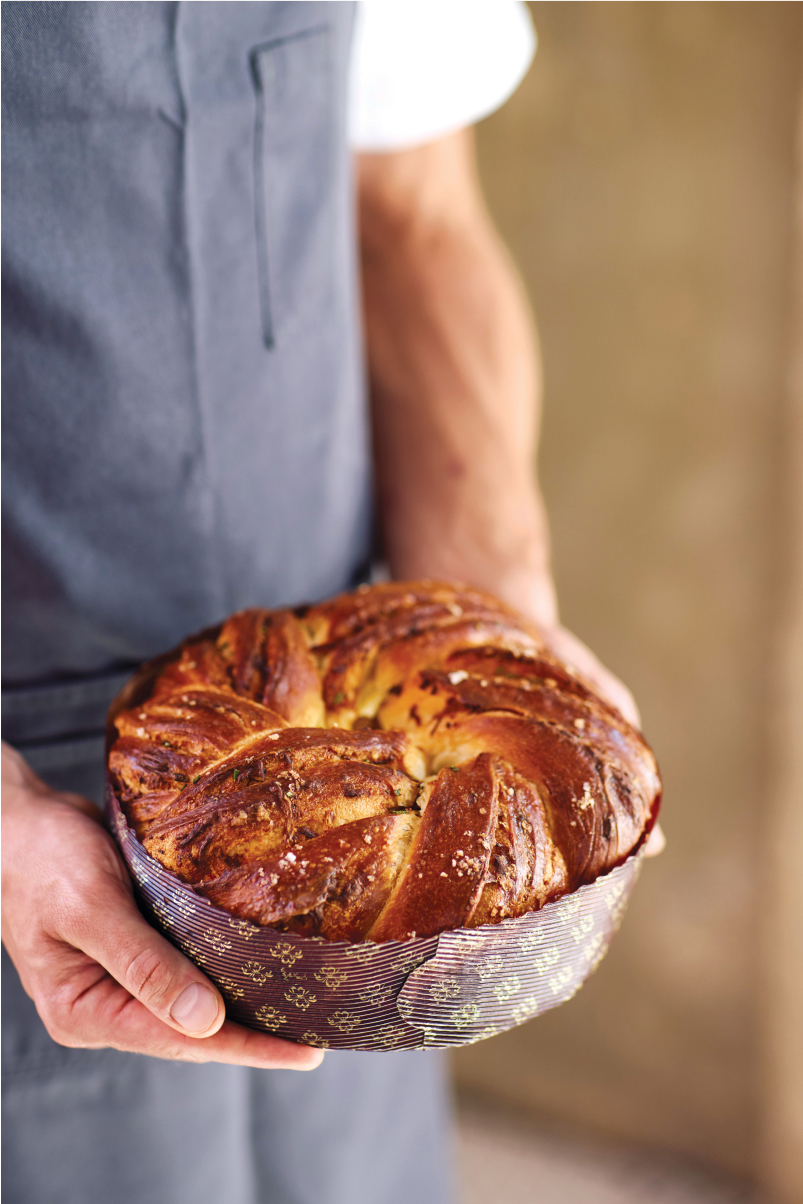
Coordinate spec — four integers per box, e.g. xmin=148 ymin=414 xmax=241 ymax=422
xmin=2 ymin=4 xmax=655 ymax=1202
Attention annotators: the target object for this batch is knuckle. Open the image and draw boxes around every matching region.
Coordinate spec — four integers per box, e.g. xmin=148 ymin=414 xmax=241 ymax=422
xmin=122 ymin=944 xmax=175 ymax=1010
xmin=52 ymin=878 xmax=105 ymax=941
xmin=46 ymin=1024 xmax=88 ymax=1050
xmin=35 ymin=992 xmax=88 ymax=1049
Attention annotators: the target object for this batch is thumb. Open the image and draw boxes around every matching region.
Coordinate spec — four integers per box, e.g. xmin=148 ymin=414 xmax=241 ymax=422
xmin=61 ymin=875 xmax=226 ymax=1038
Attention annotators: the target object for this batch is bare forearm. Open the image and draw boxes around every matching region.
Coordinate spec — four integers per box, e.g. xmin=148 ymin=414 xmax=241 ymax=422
xmin=358 ymin=130 xmax=556 ymax=627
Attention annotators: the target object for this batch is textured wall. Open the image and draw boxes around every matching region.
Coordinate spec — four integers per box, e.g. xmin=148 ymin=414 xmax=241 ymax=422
xmin=761 ymin=84 xmax=803 ymax=1204
xmin=454 ymin=2 xmax=802 ymax=1180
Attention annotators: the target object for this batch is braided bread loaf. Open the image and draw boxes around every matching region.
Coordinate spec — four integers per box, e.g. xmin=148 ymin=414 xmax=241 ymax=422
xmin=110 ymin=582 xmax=661 ymax=942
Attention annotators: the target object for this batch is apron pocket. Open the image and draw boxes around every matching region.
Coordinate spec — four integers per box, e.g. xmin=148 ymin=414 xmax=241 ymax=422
xmin=249 ymin=25 xmax=336 ymax=349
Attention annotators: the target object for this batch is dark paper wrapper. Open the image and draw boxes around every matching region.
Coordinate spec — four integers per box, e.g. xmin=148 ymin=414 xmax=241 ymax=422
xmin=107 ymin=782 xmax=642 ymax=1051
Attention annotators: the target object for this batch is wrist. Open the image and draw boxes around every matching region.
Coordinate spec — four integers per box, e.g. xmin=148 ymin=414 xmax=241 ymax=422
xmin=386 ymin=549 xmax=558 ymax=629
xmin=386 ymin=501 xmax=557 ymax=629
xmin=487 ymin=565 xmax=558 ymax=630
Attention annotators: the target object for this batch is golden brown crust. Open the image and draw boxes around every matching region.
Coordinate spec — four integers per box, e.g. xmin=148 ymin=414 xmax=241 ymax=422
xmin=201 ymin=814 xmax=417 ymax=940
xmin=109 ymin=581 xmax=661 ymax=941
xmin=367 ymin=755 xmax=500 ymax=941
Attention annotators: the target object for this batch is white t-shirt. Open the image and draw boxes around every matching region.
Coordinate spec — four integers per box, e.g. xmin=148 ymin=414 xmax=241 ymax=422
xmin=349 ymin=1 xmax=536 ymax=151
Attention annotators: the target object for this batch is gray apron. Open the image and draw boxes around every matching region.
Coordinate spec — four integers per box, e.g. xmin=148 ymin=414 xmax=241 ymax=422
xmin=1 ymin=4 xmax=453 ymax=1200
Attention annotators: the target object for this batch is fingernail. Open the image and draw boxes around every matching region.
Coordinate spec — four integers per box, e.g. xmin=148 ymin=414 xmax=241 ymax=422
xmin=170 ymin=983 xmax=220 ymax=1035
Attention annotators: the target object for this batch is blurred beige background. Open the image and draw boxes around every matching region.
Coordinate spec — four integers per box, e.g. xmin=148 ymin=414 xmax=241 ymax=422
xmin=454 ymin=4 xmax=803 ymax=1200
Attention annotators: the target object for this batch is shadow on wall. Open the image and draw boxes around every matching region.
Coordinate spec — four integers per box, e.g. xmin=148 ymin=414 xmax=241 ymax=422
xmin=453 ymin=2 xmax=803 ymax=1197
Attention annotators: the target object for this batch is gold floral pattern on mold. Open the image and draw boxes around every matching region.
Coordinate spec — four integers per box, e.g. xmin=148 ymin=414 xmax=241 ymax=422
xmin=170 ymin=891 xmax=196 ymax=919
xmin=374 ymin=1025 xmax=408 ymax=1049
xmin=451 ymin=931 xmax=489 ymax=955
xmin=450 ymin=1003 xmax=480 ymax=1028
xmin=492 ymin=974 xmax=521 ymax=1003
xmin=149 ymin=899 xmax=171 ymax=925
xmin=357 ymin=982 xmax=393 ymax=1007
xmin=284 ymin=985 xmax=316 ymax=1010
xmin=582 ymin=932 xmax=605 ymax=965
xmin=571 ymin=915 xmax=595 ymax=944
xmin=204 ymin=928 xmax=233 ymax=955
xmin=129 ymin=863 xmax=148 ymax=887
xmin=279 ymin=965 xmax=306 ymax=982
xmin=242 ymin=960 xmax=273 ymax=985
xmin=519 ymin=929 xmax=545 ymax=954
xmin=389 ymin=951 xmax=428 ymax=975
xmin=328 ymin=1010 xmax=361 ymax=1033
xmin=557 ymin=895 xmax=583 ymax=923
xmin=512 ymin=997 xmax=540 ymax=1023
xmin=178 ymin=938 xmax=209 ymax=966
xmin=269 ymin=942 xmax=303 ymax=967
xmin=549 ymin=965 xmax=575 ymax=995
xmin=215 ymin=975 xmax=245 ymax=1000
xmin=428 ymin=978 xmax=461 ymax=1003
xmin=533 ymin=946 xmax=560 ymax=974
xmin=255 ymin=1005 xmax=286 ymax=1030
xmin=476 ymin=955 xmax=504 ymax=980
xmin=606 ymin=881 xmax=629 ymax=925
xmin=302 ymin=1032 xmax=330 ymax=1049
xmin=228 ymin=918 xmax=259 ymax=941
xmin=396 ymin=997 xmax=414 ymax=1021
xmin=341 ymin=944 xmax=375 ymax=965
xmin=313 ymin=966 xmax=348 ymax=991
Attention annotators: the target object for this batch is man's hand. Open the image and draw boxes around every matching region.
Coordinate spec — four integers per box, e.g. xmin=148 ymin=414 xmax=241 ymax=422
xmin=1 ymin=742 xmax=323 ymax=1068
